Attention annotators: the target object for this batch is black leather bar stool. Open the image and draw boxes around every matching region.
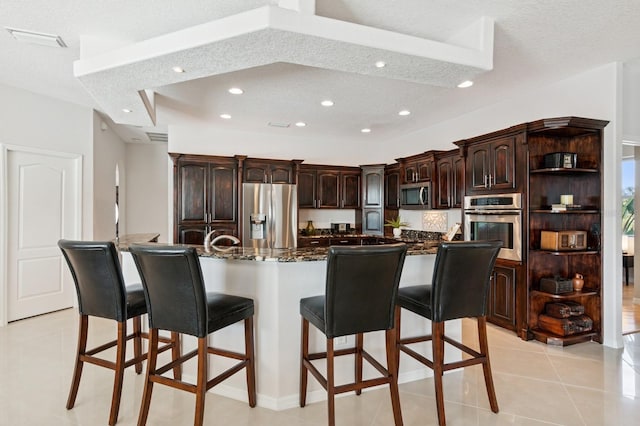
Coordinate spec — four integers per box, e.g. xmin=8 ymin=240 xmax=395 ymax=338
xmin=58 ymin=240 xmax=180 ymax=425
xmin=395 ymin=240 xmax=502 ymax=426
xmin=129 ymin=244 xmax=256 ymax=426
xmin=300 ymin=243 xmax=407 ymax=426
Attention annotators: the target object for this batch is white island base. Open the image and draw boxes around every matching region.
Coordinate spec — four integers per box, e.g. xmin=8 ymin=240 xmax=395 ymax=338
xmin=121 ymin=252 xmax=461 ymax=411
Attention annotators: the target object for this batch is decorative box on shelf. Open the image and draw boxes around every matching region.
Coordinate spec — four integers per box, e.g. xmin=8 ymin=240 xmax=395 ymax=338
xmin=539 ymin=277 xmax=573 ymax=294
xmin=540 ymin=230 xmax=587 ymax=251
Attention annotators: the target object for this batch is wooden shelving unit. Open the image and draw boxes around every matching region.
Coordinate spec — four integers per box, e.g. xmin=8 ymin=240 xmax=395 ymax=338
xmin=525 ymin=117 xmax=608 ymax=345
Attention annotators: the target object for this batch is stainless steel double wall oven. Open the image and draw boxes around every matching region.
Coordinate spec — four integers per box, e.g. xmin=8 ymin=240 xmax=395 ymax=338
xmin=464 ymin=193 xmax=523 ymax=262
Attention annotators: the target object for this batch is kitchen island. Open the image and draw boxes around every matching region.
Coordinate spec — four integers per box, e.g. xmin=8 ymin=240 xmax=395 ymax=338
xmin=119 ymin=240 xmax=459 ymax=411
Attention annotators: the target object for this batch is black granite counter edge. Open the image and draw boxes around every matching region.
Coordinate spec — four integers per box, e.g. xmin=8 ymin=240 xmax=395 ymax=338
xmin=118 ymin=238 xmax=437 ymax=263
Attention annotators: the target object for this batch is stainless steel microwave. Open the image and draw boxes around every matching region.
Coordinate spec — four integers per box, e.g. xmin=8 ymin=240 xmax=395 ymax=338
xmin=400 ymin=182 xmax=431 ymax=210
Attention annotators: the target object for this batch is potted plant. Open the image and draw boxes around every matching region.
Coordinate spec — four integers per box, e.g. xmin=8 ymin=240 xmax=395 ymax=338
xmin=384 ymin=216 xmax=409 ymax=238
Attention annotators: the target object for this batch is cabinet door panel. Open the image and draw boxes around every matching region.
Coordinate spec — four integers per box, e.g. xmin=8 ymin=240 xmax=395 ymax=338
xmin=298 ymin=170 xmax=317 ymax=208
xmin=491 ymin=137 xmax=516 ymax=189
xmin=488 ymin=265 xmax=516 ymax=330
xmin=210 ymin=165 xmax=236 ymax=221
xmin=468 ymin=145 xmax=490 ymax=191
xmin=417 ymin=160 xmax=433 ymax=182
xmin=363 ymin=209 xmax=383 ymax=234
xmin=385 ymin=168 xmax=400 ymax=209
xmin=244 ymin=165 xmax=267 ymax=183
xmin=436 ymin=158 xmax=452 ymax=208
xmin=317 ymin=171 xmax=340 ymax=208
xmin=178 ymin=225 xmax=208 ymax=245
xmin=364 ymin=171 xmax=382 ymax=208
xmin=452 ymin=156 xmax=464 ymax=208
xmin=270 ymin=165 xmax=293 ymax=184
xmin=179 ymin=163 xmax=207 ymax=222
xmin=342 ymin=172 xmax=361 ymax=208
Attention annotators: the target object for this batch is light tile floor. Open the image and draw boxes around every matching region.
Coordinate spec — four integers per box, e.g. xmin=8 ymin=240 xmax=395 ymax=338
xmin=1 ymin=308 xmax=640 ymax=425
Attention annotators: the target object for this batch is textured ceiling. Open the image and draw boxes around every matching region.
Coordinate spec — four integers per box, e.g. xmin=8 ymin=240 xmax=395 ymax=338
xmin=2 ymin=0 xmax=640 ymax=143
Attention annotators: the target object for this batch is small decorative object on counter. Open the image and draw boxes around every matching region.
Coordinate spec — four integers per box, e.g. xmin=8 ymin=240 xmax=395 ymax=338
xmin=384 ymin=216 xmax=409 ymax=238
xmin=305 ymin=220 xmax=316 ymax=236
xmin=572 ymin=273 xmax=585 ymax=292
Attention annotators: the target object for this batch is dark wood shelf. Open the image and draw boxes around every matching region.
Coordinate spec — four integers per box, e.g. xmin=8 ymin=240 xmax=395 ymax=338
xmin=530 ymin=167 xmax=598 ymax=174
xmin=530 ymin=249 xmax=599 ymax=256
xmin=531 ymin=289 xmax=598 ymax=299
xmin=530 ymin=328 xmax=598 ymax=346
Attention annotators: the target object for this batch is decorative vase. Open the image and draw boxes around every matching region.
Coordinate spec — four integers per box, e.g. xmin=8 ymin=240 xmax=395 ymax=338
xmin=392 ymin=228 xmax=402 ymax=238
xmin=305 ymin=220 xmax=315 ymax=236
xmin=572 ymin=273 xmax=584 ymax=292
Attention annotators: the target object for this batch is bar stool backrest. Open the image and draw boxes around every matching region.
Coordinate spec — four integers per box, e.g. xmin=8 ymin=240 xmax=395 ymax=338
xmin=324 ymin=244 xmax=407 ymax=338
xmin=430 ymin=241 xmax=502 ymax=322
xmin=58 ymin=240 xmax=127 ymax=322
xmin=130 ymin=245 xmax=208 ymax=337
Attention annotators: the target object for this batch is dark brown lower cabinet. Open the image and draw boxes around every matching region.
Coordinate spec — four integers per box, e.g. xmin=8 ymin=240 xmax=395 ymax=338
xmin=487 ymin=264 xmax=517 ymax=331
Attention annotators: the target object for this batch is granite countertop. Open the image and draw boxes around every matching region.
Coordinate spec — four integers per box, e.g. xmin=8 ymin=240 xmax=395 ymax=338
xmin=118 ymin=236 xmax=439 ymax=262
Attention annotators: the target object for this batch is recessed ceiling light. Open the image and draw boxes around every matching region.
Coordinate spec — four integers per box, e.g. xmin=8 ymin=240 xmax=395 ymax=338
xmin=220 ymin=114 xmax=232 ymax=119
xmin=457 ymin=80 xmax=474 ymax=88
xmin=5 ymin=27 xmax=67 ymax=48
xmin=172 ymin=66 xmax=185 ymax=73
xmin=398 ymin=110 xmax=411 ymax=116
xmin=361 ymin=128 xmax=371 ymax=133
xmin=122 ymin=108 xmax=132 ymax=113
xmin=228 ymin=87 xmax=244 ymax=95
xmin=375 ymin=61 xmax=386 ymax=68
xmin=321 ymin=100 xmax=334 ymax=107
xmin=295 ymin=122 xmax=307 ymax=127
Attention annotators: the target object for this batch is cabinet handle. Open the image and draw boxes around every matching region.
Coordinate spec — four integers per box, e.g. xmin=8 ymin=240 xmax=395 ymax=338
xmin=484 ymin=174 xmax=489 ymax=188
xmin=488 ymin=174 xmax=493 ymax=188
xmin=310 ymin=241 xmax=320 ymax=245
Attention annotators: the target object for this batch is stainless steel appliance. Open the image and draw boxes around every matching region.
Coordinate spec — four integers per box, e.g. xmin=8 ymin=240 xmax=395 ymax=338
xmin=463 ymin=193 xmax=522 ymax=261
xmin=399 ymin=182 xmax=431 ymax=210
xmin=242 ymin=183 xmax=297 ymax=249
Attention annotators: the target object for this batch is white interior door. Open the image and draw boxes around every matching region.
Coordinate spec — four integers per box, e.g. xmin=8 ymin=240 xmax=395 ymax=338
xmin=6 ymin=148 xmax=81 ymax=322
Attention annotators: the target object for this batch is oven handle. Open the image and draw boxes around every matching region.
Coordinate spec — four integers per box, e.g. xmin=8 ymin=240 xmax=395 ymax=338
xmin=464 ymin=210 xmax=521 ymax=215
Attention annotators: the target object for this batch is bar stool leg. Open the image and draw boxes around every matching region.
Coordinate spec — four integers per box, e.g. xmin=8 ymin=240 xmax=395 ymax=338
xmin=108 ymin=321 xmax=127 ymax=425
xmin=432 ymin=321 xmax=446 ymax=426
xmin=133 ymin=316 xmax=143 ymax=374
xmin=194 ymin=337 xmax=208 ymax=426
xmin=394 ymin=305 xmax=402 ymax=377
xmin=478 ymin=317 xmax=499 ymax=413
xmin=385 ymin=328 xmax=403 ymax=426
xmin=137 ymin=329 xmax=159 ymax=426
xmin=355 ymin=333 xmax=364 ymax=395
xmin=67 ymin=314 xmax=88 ymax=410
xmin=244 ymin=316 xmax=257 ymax=407
xmin=299 ymin=317 xmax=309 ymax=407
xmin=326 ymin=338 xmax=336 ymax=426
xmin=171 ymin=331 xmax=182 ymax=380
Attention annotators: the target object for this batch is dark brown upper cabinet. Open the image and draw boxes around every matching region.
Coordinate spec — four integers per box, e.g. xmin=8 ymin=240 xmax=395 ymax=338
xmin=299 ymin=165 xmax=361 ymax=209
xmin=456 ymin=129 xmax=525 ymax=195
xmin=171 ymin=154 xmax=238 ymax=245
xmin=435 ymin=149 xmax=464 ymax=209
xmin=243 ymin=159 xmax=294 ymax=184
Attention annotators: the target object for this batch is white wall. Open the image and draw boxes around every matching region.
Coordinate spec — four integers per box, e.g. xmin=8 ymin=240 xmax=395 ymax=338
xmin=93 ymin=112 xmax=127 ymax=240
xmin=0 ymin=83 xmax=94 ymax=239
xmin=125 ymin=142 xmax=170 ymax=242
xmin=624 ymin=60 xmax=640 ymax=143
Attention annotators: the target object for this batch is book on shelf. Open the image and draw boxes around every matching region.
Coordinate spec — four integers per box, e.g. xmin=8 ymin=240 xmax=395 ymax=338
xmin=551 ymin=204 xmax=567 ymax=212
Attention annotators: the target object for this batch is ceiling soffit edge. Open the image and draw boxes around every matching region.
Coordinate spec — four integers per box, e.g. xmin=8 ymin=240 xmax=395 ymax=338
xmin=74 ymin=5 xmax=494 ymax=127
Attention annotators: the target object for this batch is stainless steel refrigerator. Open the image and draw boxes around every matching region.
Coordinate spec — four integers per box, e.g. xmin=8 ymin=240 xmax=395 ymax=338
xmin=242 ymin=183 xmax=297 ymax=249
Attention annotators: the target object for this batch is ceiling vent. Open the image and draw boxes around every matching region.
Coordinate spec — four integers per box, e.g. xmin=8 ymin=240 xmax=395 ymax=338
xmin=5 ymin=27 xmax=67 ymax=48
xmin=145 ymin=132 xmax=168 ymax=143
xmin=268 ymin=122 xmax=290 ymax=128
